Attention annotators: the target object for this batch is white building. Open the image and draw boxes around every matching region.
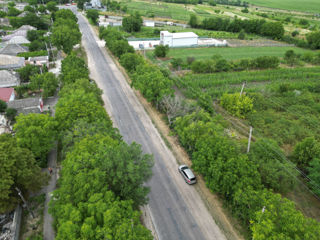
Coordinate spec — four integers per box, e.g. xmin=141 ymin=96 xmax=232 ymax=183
xmin=143 ymin=21 xmax=155 ymax=27
xmin=160 ymin=31 xmax=198 ymax=47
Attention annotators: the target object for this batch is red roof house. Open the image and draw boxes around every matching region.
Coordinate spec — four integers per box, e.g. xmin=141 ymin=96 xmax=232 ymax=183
xmin=0 ymin=88 xmax=15 ymax=103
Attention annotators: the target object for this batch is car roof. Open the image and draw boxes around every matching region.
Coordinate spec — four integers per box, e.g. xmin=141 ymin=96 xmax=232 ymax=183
xmin=183 ymin=168 xmax=195 ymax=179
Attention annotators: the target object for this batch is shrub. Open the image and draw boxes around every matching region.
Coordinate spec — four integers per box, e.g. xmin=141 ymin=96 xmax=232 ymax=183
xmin=119 ymin=53 xmax=144 ymax=72
xmin=220 ymin=93 xmax=254 ymax=118
xmin=291 ymin=30 xmax=299 ymax=37
xmin=238 ymin=29 xmax=246 ymax=39
xmin=253 ymin=56 xmax=279 ymax=69
xmin=215 ymin=59 xmax=230 ymax=72
xmin=171 ymin=58 xmax=184 ymax=70
xmin=241 ymin=8 xmax=249 ymax=13
xmin=122 ymin=12 xmax=143 ymax=32
xmin=293 ymin=137 xmax=320 ymax=169
xmin=86 ymin=9 xmax=99 ymax=24
xmin=154 ymin=45 xmax=169 ymax=58
xmin=307 ymin=31 xmax=320 ymax=49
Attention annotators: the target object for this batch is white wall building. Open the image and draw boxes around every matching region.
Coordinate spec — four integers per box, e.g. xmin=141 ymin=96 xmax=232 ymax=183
xmin=160 ymin=31 xmax=198 ymax=47
xmin=143 ymin=21 xmax=155 ymax=27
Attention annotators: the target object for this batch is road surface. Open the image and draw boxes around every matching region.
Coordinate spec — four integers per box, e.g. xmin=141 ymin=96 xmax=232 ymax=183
xmin=76 ymin=9 xmax=226 ymax=240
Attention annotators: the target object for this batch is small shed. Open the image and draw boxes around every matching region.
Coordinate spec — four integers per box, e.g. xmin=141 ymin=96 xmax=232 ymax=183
xmin=160 ymin=31 xmax=198 ymax=47
xmin=28 ymin=56 xmax=49 ymax=68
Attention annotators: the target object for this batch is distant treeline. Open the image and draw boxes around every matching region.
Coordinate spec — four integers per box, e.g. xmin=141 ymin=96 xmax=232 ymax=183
xmin=190 ymin=15 xmax=285 ymax=40
xmin=159 ymin=0 xmax=202 ymax=4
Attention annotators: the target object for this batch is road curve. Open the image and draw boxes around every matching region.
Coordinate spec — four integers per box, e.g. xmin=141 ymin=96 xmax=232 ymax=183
xmin=75 ymin=9 xmax=226 ymax=240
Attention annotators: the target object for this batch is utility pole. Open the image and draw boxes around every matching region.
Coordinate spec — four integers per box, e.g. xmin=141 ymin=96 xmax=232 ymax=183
xmin=15 ymin=187 xmax=35 ymax=218
xmin=247 ymin=126 xmax=253 ymax=153
xmin=240 ymin=82 xmax=246 ymax=97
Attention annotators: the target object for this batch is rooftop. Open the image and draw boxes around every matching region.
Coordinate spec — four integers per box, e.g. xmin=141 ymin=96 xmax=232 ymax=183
xmin=0 ymin=55 xmax=25 ymax=70
xmin=8 ymin=97 xmax=41 ymax=114
xmin=28 ymin=56 xmax=49 ymax=61
xmin=2 ymin=30 xmax=28 ymax=41
xmin=0 ymin=44 xmax=29 ymax=56
xmin=161 ymin=31 xmax=198 ymax=39
xmin=7 ymin=36 xmax=30 ymax=44
xmin=0 ymin=70 xmax=20 ymax=87
xmin=0 ymin=88 xmax=14 ymax=102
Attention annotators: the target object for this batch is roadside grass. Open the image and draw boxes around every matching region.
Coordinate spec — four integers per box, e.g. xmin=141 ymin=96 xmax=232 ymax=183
xmin=246 ymin=0 xmax=320 ymax=13
xmin=166 ymin=46 xmax=314 ymax=61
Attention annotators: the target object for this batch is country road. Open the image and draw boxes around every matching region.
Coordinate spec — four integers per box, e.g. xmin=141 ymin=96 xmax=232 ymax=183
xmin=74 ymin=8 xmax=226 ymax=240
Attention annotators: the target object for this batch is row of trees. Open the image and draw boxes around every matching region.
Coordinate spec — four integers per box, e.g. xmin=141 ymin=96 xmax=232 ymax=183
xmin=52 ymin=9 xmax=81 ymax=54
xmin=189 ymin=14 xmax=285 ymax=39
xmin=49 ymin=51 xmax=153 ymax=239
xmin=173 ymin=110 xmax=320 ymax=239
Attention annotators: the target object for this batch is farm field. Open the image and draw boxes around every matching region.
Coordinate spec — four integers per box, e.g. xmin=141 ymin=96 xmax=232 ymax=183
xmin=246 ymin=0 xmax=320 ymax=13
xmin=166 ymin=46 xmax=314 ymax=61
xmin=178 ymin=67 xmax=320 ymax=146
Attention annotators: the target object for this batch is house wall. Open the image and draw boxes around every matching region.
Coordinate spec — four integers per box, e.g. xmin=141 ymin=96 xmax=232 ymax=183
xmin=162 ymin=36 xmax=173 ymax=46
xmin=9 ymin=91 xmax=15 ymax=102
xmin=172 ymin=37 xmax=198 ymax=47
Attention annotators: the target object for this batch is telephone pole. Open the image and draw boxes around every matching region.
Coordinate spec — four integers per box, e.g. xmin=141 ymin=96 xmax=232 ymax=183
xmin=247 ymin=126 xmax=253 ymax=153
xmin=240 ymin=82 xmax=246 ymax=97
xmin=15 ymin=187 xmax=35 ymax=218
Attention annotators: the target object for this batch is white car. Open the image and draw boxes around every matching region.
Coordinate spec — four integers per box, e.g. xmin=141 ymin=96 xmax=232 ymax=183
xmin=178 ymin=165 xmax=196 ymax=185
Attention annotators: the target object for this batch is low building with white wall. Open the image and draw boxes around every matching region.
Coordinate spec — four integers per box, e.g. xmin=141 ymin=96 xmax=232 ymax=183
xmin=160 ymin=31 xmax=198 ymax=47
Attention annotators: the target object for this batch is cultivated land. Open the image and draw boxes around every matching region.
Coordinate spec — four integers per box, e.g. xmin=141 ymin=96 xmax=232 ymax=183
xmin=246 ymin=0 xmax=320 ymax=13
xmin=166 ymin=46 xmax=314 ymax=61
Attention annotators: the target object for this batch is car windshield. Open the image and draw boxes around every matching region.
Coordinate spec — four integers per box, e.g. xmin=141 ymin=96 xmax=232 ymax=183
xmin=181 ymin=166 xmax=188 ymax=170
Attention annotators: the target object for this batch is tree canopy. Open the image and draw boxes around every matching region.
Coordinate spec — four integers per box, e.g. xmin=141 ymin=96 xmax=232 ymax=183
xmin=14 ymin=113 xmax=58 ymax=166
xmin=0 ymin=134 xmax=48 ymax=213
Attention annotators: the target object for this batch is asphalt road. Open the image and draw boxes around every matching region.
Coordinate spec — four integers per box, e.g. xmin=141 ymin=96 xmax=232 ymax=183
xmin=75 ymin=8 xmax=226 ymax=240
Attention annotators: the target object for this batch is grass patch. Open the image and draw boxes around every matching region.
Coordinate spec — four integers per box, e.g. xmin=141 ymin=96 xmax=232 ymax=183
xmin=167 ymin=46 xmax=314 ymax=61
xmin=246 ymin=0 xmax=320 ymax=13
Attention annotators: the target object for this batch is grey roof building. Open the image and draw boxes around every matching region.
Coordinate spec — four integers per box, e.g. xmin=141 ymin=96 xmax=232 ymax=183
xmin=7 ymin=36 xmax=30 ymax=44
xmin=0 ymin=55 xmax=25 ymax=69
xmin=0 ymin=70 xmax=20 ymax=87
xmin=7 ymin=97 xmax=41 ymax=114
xmin=15 ymin=25 xmax=37 ymax=31
xmin=0 ymin=44 xmax=29 ymax=56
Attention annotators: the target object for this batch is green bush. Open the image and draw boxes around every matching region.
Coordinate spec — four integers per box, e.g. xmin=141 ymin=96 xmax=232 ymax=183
xmin=18 ymin=50 xmax=47 ymax=59
xmin=293 ymin=137 xmax=320 ymax=169
xmin=119 ymin=53 xmax=144 ymax=72
xmin=154 ymin=45 xmax=169 ymax=58
xmin=253 ymin=56 xmax=279 ymax=69
xmin=220 ymin=93 xmax=254 ymax=118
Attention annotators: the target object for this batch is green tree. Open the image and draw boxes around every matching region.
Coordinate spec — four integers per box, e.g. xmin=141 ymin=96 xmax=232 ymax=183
xmin=122 ymin=12 xmax=143 ymax=32
xmin=293 ymin=137 xmax=320 ymax=169
xmin=24 ymin=5 xmax=36 ymax=13
xmin=60 ymin=53 xmax=89 ymax=85
xmin=52 ymin=24 xmax=81 ymax=54
xmin=86 ymin=9 xmax=99 ymax=24
xmin=260 ymin=22 xmax=284 ymax=39
xmin=0 ymin=100 xmax=7 ymax=112
xmin=307 ymin=158 xmax=320 ymax=196
xmin=5 ymin=108 xmax=17 ymax=122
xmin=30 ymin=72 xmax=59 ymax=98
xmin=46 ymin=1 xmax=58 ymax=12
xmin=38 ymin=5 xmax=47 ymax=14
xmin=7 ymin=7 xmax=21 ymax=17
xmin=0 ymin=11 xmax=6 ymax=17
xmin=14 ymin=113 xmax=58 ymax=166
xmin=55 ymin=90 xmax=107 ymax=130
xmin=307 ymin=31 xmax=320 ymax=49
xmin=17 ymin=64 xmax=41 ymax=83
xmin=284 ymin=49 xmax=298 ymax=66
xmin=119 ymin=53 xmax=144 ymax=72
xmin=154 ymin=45 xmax=169 ymax=58
xmin=132 ymin=64 xmax=173 ymax=104
xmin=8 ymin=1 xmax=15 ymax=7
xmin=251 ymin=193 xmax=320 ymax=239
xmin=54 ymin=9 xmax=77 ymax=22
xmin=189 ymin=14 xmax=198 ymax=28
xmin=0 ymin=134 xmax=48 ymax=213
xmin=249 ymin=139 xmax=297 ymax=193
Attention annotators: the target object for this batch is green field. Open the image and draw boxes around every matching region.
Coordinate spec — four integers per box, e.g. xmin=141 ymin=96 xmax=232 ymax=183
xmin=167 ymin=46 xmax=314 ymax=61
xmin=246 ymin=0 xmax=320 ymax=13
